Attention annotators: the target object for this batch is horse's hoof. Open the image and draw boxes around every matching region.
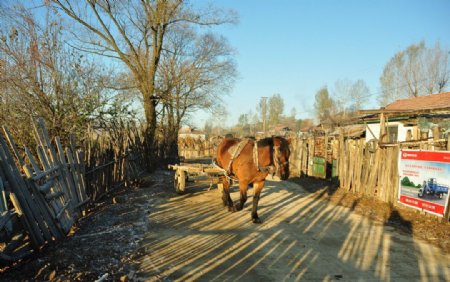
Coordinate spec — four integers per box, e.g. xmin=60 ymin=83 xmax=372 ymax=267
xmin=252 ymin=217 xmax=262 ymax=224
xmin=234 ymin=204 xmax=243 ymax=211
xmin=228 ymin=206 xmax=237 ymax=212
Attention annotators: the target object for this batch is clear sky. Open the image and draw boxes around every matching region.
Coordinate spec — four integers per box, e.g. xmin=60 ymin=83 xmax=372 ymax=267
xmin=193 ymin=0 xmax=450 ymax=127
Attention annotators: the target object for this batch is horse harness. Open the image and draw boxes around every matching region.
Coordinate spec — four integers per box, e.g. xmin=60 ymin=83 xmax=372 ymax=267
xmin=224 ymin=138 xmax=284 ymax=179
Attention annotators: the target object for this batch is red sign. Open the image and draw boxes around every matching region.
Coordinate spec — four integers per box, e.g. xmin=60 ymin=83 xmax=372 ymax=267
xmin=401 ymin=150 xmax=450 ymax=163
xmin=399 ymin=195 xmax=445 ymax=215
xmin=398 ymin=149 xmax=450 ymax=217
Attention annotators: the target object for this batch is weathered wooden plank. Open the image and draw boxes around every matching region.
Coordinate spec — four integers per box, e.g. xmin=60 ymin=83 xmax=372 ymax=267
xmin=0 ymin=210 xmax=14 ymax=230
xmin=390 ymin=147 xmax=400 ymax=204
xmin=55 ymin=137 xmax=78 ymax=212
xmin=24 ymin=147 xmax=42 ymax=176
xmin=35 ymin=147 xmax=71 ymax=232
xmin=0 ymin=233 xmax=33 ymax=264
xmin=167 ymin=164 xmax=225 ymax=174
xmin=0 ymin=244 xmax=34 ymax=263
xmin=347 ymin=140 xmax=355 ymax=191
xmin=373 ymin=148 xmax=383 ymax=196
xmin=65 ymin=147 xmax=82 ymax=203
xmin=75 ymin=150 xmax=88 ymax=204
xmin=24 ymin=154 xmax=65 ymax=238
xmin=34 ymin=121 xmax=75 ymax=232
xmin=74 ymin=197 xmax=90 ymax=209
xmin=72 ymin=150 xmax=88 ymax=202
xmin=0 ymin=137 xmax=44 ymax=247
xmin=32 ymin=167 xmax=59 ymax=182
xmin=56 ymin=201 xmax=71 ymax=220
xmin=22 ymin=165 xmax=55 ymax=241
xmin=2 ymin=127 xmax=25 ymax=168
xmin=45 ymin=191 xmax=65 ymax=200
xmin=36 ymin=145 xmax=51 ymax=172
xmin=0 ymin=176 xmax=8 ymax=213
xmin=38 ymin=179 xmax=55 ymax=193
xmin=39 ymin=134 xmax=73 ymax=216
xmin=33 ymin=146 xmax=64 ymax=204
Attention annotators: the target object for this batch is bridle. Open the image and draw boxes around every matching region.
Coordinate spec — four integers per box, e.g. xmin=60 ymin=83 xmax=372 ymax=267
xmin=254 ymin=139 xmax=287 ymax=177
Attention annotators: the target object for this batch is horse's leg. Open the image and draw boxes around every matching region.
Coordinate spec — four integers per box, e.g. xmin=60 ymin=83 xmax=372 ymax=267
xmin=235 ymin=181 xmax=249 ymax=211
xmin=220 ymin=176 xmax=235 ymax=212
xmin=251 ymin=180 xmax=265 ymax=223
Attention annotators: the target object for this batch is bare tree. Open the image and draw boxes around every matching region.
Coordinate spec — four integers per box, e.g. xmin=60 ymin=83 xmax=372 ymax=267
xmin=49 ymin=0 xmax=237 ymax=148
xmin=334 ymin=79 xmax=353 ymax=117
xmin=349 ymin=79 xmax=369 ymax=111
xmin=0 ymin=4 xmax=107 ymax=145
xmin=155 ymin=27 xmax=237 ymax=158
xmin=379 ymin=41 xmax=449 ymax=106
xmin=334 ymin=79 xmax=369 ymax=118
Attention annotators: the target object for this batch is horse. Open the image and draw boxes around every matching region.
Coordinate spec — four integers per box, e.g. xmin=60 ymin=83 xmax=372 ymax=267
xmin=215 ymin=136 xmax=291 ymax=223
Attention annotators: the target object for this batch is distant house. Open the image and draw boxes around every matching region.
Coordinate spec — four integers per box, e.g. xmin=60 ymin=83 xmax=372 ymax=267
xmin=270 ymin=124 xmax=292 ymax=136
xmin=361 ymin=92 xmax=450 ymax=143
xmin=178 ymin=127 xmax=206 ymax=140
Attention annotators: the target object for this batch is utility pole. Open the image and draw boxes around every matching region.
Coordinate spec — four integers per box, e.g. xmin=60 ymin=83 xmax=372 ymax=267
xmin=261 ymin=96 xmax=267 ymax=135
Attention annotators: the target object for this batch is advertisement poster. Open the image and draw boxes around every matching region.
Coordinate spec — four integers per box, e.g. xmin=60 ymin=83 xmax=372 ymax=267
xmin=398 ymin=149 xmax=450 ymax=216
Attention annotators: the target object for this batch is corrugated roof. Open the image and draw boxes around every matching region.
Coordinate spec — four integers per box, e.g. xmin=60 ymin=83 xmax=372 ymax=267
xmin=384 ymin=92 xmax=450 ymax=111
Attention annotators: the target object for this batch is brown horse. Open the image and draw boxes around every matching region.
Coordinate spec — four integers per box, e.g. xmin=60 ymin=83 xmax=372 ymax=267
xmin=216 ymin=136 xmax=290 ymax=223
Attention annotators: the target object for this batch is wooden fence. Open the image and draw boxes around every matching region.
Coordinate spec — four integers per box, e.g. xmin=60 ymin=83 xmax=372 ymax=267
xmin=178 ymin=136 xmax=223 ymax=159
xmin=0 ymin=118 xmax=145 ymax=264
xmin=176 ymin=133 xmax=450 ymax=221
xmin=289 ymin=132 xmax=450 ymax=221
xmin=83 ymin=124 xmax=146 ymax=201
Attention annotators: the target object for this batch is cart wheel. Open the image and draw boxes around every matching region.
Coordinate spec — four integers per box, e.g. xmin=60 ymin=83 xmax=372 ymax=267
xmin=174 ymin=170 xmax=186 ymax=194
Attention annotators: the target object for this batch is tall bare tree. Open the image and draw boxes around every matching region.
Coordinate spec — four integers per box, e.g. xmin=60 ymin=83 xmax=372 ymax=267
xmin=379 ymin=41 xmax=449 ymax=106
xmin=49 ymin=0 xmax=237 ymax=149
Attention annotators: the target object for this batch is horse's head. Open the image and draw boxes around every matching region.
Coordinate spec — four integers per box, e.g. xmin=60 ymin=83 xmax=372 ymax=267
xmin=272 ymin=136 xmax=291 ymax=180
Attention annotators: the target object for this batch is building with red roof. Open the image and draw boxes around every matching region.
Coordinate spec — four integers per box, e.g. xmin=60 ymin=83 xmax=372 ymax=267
xmin=360 ymin=92 xmax=450 ymax=143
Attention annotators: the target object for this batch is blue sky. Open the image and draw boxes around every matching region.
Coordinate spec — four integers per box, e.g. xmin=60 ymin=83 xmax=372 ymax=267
xmin=193 ymin=0 xmax=450 ymax=127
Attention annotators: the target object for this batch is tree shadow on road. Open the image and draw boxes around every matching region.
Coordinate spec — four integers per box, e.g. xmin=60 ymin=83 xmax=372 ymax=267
xmin=133 ymin=172 xmax=450 ymax=281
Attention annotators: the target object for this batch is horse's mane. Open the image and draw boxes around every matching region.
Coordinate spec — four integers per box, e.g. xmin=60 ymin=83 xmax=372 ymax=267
xmin=278 ymin=137 xmax=290 ymax=151
xmin=256 ymin=137 xmax=273 ymax=148
xmin=257 ymin=136 xmax=289 ymax=151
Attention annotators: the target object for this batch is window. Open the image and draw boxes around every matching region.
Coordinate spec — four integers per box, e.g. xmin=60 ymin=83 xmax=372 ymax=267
xmin=387 ymin=125 xmax=398 ymax=143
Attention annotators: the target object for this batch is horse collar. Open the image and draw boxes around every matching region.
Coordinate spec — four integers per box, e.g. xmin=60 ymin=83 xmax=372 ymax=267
xmin=253 ymin=140 xmax=276 ymax=174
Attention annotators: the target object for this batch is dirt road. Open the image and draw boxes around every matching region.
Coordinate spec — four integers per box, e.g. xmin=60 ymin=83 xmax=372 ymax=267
xmin=134 ymin=171 xmax=450 ymax=281
xmin=2 ymin=169 xmax=449 ymax=281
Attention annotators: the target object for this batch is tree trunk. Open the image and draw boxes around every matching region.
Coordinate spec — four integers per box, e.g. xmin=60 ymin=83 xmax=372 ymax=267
xmin=164 ymin=105 xmax=179 ymax=163
xmin=143 ymin=91 xmax=157 ymax=169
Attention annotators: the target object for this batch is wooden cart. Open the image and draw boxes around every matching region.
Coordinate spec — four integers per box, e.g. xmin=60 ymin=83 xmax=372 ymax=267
xmin=168 ymin=163 xmax=225 ymax=194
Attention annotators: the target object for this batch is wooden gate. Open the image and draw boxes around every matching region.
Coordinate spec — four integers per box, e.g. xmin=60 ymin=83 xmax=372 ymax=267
xmin=312 ymin=156 xmax=326 ymax=178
